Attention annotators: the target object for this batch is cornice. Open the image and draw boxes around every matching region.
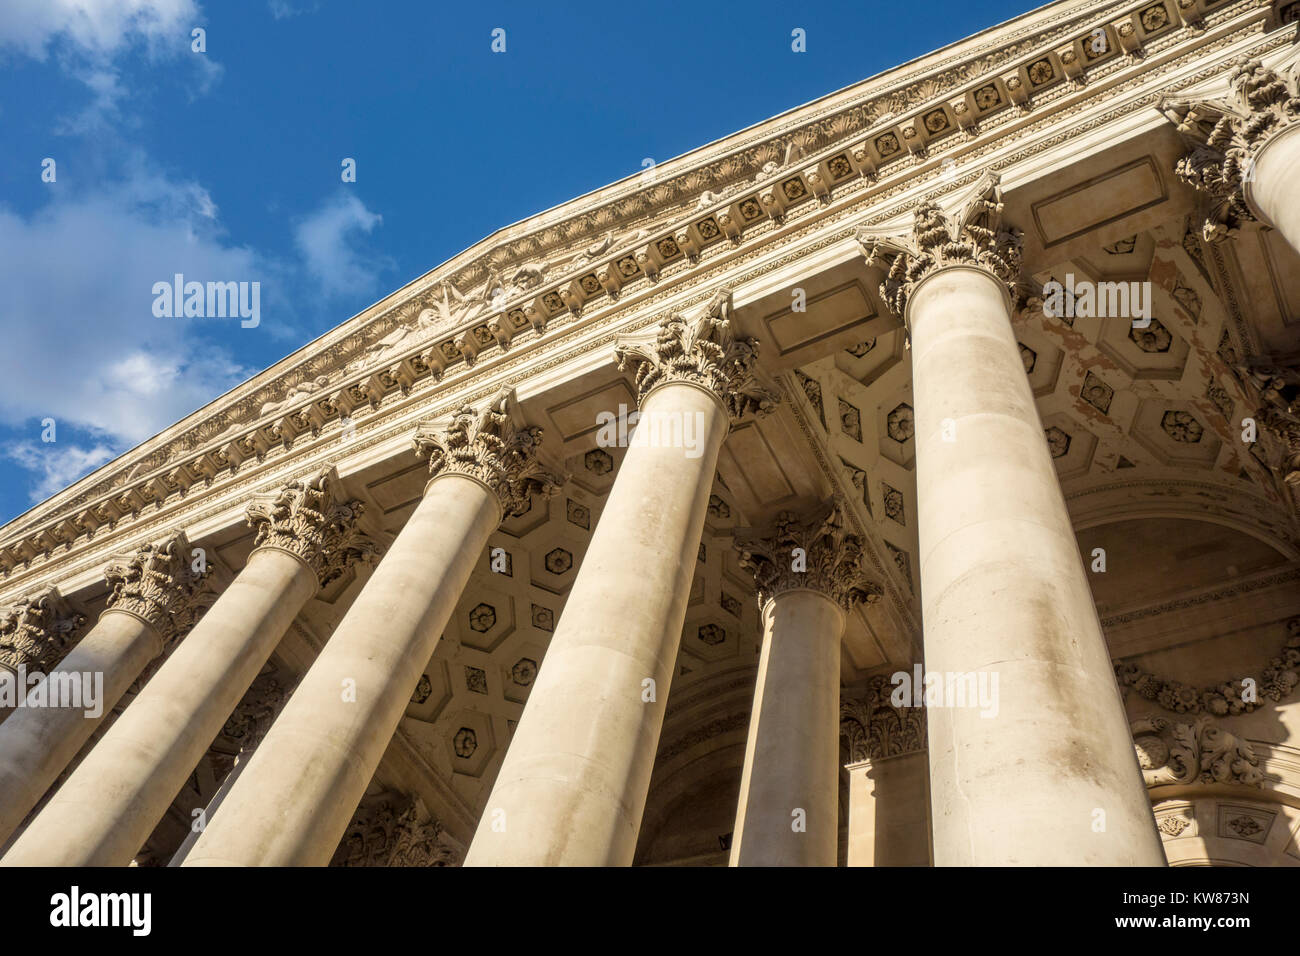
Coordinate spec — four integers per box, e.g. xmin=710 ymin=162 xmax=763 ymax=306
xmin=0 ymin=0 xmax=1287 ymax=599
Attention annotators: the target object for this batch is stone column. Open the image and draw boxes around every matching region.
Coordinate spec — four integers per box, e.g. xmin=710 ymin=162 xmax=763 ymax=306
xmin=182 ymin=389 xmax=559 ymax=866
xmin=840 ymin=676 xmax=931 ymax=866
xmin=0 ymin=530 xmax=212 ymax=847
xmin=2 ymin=468 xmax=374 ymax=867
xmin=856 ymin=178 xmax=1165 ymax=866
xmin=1166 ymin=56 xmax=1300 ymax=251
xmin=729 ymin=501 xmax=881 ymax=866
xmin=0 ymin=586 xmax=87 ymax=723
xmin=466 ymin=291 xmax=778 ymax=867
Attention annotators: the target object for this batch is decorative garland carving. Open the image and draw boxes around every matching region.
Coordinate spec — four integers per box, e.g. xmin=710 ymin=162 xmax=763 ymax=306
xmin=1132 ymin=715 xmax=1264 ymax=788
xmin=1114 ymin=616 xmax=1300 ymax=716
xmin=102 ymin=530 xmax=216 ymax=648
xmin=1163 ymin=55 xmax=1300 ymax=241
xmin=0 ymin=586 xmax=86 ymax=674
xmin=614 ymin=289 xmax=780 ymax=422
xmin=735 ymin=499 xmax=883 ymax=611
xmin=855 ymin=174 xmax=1023 ymax=319
xmin=246 ymin=467 xmax=377 ymax=589
xmin=412 ymin=387 xmax=563 ymax=518
xmin=840 ymin=672 xmax=927 ymax=761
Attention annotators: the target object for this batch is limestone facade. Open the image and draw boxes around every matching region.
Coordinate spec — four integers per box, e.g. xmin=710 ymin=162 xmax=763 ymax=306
xmin=3 ymin=0 xmax=1300 ymax=866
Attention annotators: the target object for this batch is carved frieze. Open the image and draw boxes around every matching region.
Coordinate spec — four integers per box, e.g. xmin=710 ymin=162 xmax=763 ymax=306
xmin=1131 ymin=715 xmax=1264 ymax=787
xmin=735 ymin=499 xmax=883 ymax=611
xmin=102 ymin=530 xmax=216 ymax=648
xmin=246 ymin=467 xmax=377 ymax=589
xmin=1163 ymin=56 xmax=1300 ymax=241
xmin=412 ymin=388 xmax=563 ymax=518
xmin=0 ymin=586 xmax=86 ymax=674
xmin=614 ymin=290 xmax=780 ymax=422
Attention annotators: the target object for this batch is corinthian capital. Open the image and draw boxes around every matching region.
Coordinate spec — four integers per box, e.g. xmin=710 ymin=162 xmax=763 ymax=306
xmin=614 ymin=289 xmax=780 ymax=422
xmin=1163 ymin=56 xmax=1300 ymax=241
xmin=734 ymin=499 xmax=883 ymax=611
xmin=246 ymin=467 xmax=378 ymax=589
xmin=103 ymin=529 xmax=216 ymax=648
xmin=855 ymin=174 xmax=1023 ymax=320
xmin=0 ymin=586 xmax=87 ymax=674
xmin=413 ymin=387 xmax=564 ymax=518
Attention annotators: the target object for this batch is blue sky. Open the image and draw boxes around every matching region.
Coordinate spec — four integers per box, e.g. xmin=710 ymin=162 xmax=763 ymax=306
xmin=0 ymin=0 xmax=1033 ymax=525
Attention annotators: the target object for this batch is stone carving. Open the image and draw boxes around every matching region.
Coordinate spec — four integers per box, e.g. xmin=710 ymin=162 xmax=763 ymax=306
xmin=1115 ymin=617 xmax=1300 ymax=716
xmin=1131 ymin=715 xmax=1264 ymax=788
xmin=1242 ymin=364 xmax=1300 ymax=487
xmin=840 ymin=672 xmax=926 ymax=761
xmin=855 ymin=174 xmax=1023 ymax=319
xmin=1163 ymin=56 xmax=1300 ymax=241
xmin=102 ymin=530 xmax=216 ymax=648
xmin=0 ymin=586 xmax=86 ymax=674
xmin=331 ymin=793 xmax=464 ymax=867
xmin=412 ymin=387 xmax=563 ymax=518
xmin=614 ymin=289 xmax=780 ymax=423
xmin=734 ymin=499 xmax=883 ymax=611
xmin=246 ymin=467 xmax=377 ymax=589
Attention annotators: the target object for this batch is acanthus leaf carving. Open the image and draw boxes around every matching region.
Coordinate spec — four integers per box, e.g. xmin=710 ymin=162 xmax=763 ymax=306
xmin=102 ymin=529 xmax=216 ymax=649
xmin=0 ymin=586 xmax=87 ymax=674
xmin=412 ymin=387 xmax=564 ymax=519
xmin=246 ymin=466 xmax=378 ymax=589
xmin=1131 ymin=715 xmax=1264 ymax=788
xmin=614 ymin=289 xmax=780 ymax=423
xmin=840 ymin=671 xmax=926 ymax=762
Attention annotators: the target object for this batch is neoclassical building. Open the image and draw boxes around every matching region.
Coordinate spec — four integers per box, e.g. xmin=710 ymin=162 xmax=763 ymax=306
xmin=1 ymin=0 xmax=1299 ymax=867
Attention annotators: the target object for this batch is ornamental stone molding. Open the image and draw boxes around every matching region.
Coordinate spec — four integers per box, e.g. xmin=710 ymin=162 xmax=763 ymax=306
xmin=0 ymin=586 xmax=86 ymax=674
xmin=1163 ymin=54 xmax=1300 ymax=241
xmin=1132 ymin=715 xmax=1265 ymax=788
xmin=1115 ymin=616 xmax=1300 ymax=716
xmin=246 ymin=467 xmax=378 ymax=589
xmin=854 ymin=174 xmax=1024 ymax=320
xmin=1245 ymin=363 xmax=1300 ymax=487
xmin=735 ymin=499 xmax=884 ymax=612
xmin=840 ymin=672 xmax=927 ymax=762
xmin=331 ymin=793 xmax=464 ymax=867
xmin=412 ymin=387 xmax=563 ymax=518
xmin=614 ymin=289 xmax=780 ymax=422
xmin=102 ymin=529 xmax=216 ymax=648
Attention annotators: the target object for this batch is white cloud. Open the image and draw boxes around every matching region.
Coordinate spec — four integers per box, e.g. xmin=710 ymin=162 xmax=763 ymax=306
xmin=2 ymin=441 xmax=117 ymax=503
xmin=0 ymin=170 xmax=259 ymax=446
xmin=0 ymin=0 xmax=199 ymax=61
xmin=293 ymin=192 xmax=390 ymax=298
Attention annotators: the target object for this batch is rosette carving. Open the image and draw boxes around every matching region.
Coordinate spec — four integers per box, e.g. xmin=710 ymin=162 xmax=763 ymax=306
xmin=855 ymin=174 xmax=1023 ymax=319
xmin=246 ymin=467 xmax=377 ymax=589
xmin=0 ymin=586 xmax=87 ymax=674
xmin=1162 ymin=56 xmax=1300 ymax=241
xmin=103 ymin=529 xmax=216 ymax=648
xmin=413 ymin=387 xmax=563 ymax=518
xmin=735 ymin=499 xmax=883 ymax=611
xmin=613 ymin=289 xmax=780 ymax=423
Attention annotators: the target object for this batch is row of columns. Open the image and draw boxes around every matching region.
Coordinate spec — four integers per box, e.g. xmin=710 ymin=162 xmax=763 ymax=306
xmin=0 ymin=57 xmax=1295 ymax=865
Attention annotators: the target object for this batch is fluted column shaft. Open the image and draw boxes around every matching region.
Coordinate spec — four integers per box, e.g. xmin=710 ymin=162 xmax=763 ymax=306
xmin=3 ymin=550 xmax=316 ymax=865
xmin=909 ymin=264 xmax=1163 ymax=865
xmin=730 ymin=589 xmax=843 ymax=866
xmin=0 ymin=610 xmax=162 ymax=847
xmin=466 ymin=381 xmax=729 ymax=866
xmin=183 ymin=475 xmax=498 ymax=866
